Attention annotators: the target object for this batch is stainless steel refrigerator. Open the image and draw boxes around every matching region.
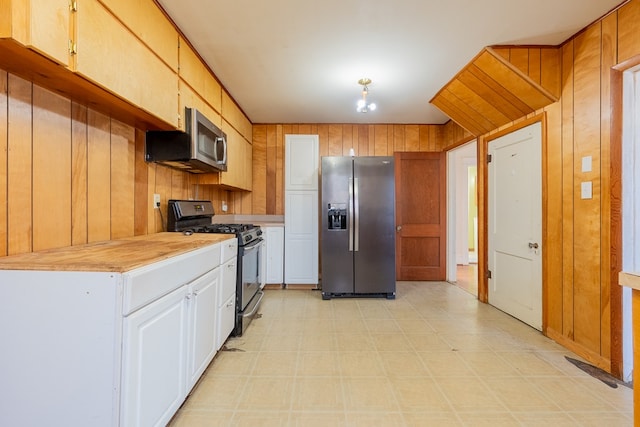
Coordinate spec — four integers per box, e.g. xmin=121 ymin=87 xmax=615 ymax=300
xmin=321 ymin=156 xmax=396 ymax=299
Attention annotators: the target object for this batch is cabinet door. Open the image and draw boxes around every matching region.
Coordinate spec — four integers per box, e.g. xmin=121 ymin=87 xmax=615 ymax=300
xmin=265 ymin=226 xmax=284 ymax=284
xmin=187 ymin=267 xmax=219 ymax=391
xmin=0 ymin=0 xmax=71 ymax=66
xmin=285 ymin=134 xmax=319 ymax=190
xmin=76 ymin=0 xmax=178 ymax=126
xmin=216 ymin=256 xmax=237 ymax=350
xmin=284 ymin=191 xmax=318 ymax=285
xmin=121 ymin=286 xmax=188 ymax=427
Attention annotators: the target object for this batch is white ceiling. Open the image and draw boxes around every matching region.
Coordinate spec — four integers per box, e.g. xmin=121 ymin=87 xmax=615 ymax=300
xmin=157 ymin=0 xmax=623 ymax=125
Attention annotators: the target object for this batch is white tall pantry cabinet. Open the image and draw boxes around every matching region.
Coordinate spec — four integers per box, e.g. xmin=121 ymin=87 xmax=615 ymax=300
xmin=284 ymin=134 xmax=319 ymax=286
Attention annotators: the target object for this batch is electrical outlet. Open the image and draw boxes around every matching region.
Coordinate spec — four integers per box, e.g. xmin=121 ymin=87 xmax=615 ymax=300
xmin=153 ymin=194 xmax=161 ymax=209
xmin=221 ymin=201 xmax=228 ymax=212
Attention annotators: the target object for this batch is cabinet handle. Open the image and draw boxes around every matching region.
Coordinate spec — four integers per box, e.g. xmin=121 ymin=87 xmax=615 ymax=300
xmin=227 ymin=263 xmax=235 ymax=269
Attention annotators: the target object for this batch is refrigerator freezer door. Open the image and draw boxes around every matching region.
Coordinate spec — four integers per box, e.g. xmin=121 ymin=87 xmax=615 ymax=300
xmin=353 ymin=157 xmax=396 ymax=294
xmin=321 ymin=157 xmax=354 ymax=294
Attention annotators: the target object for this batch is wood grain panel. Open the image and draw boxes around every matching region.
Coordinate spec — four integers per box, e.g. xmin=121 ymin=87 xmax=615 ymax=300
xmin=541 ymin=48 xmax=562 ymax=98
xmin=328 ymin=124 xmax=342 ymax=156
xmin=509 ymin=48 xmax=529 ymax=75
xmin=32 ymin=86 xmax=71 ymax=251
xmin=252 ymin=125 xmax=267 ymax=215
xmin=529 ymin=48 xmax=542 ymax=85
xmin=265 ymin=125 xmax=277 ymax=215
xmin=572 ymin=25 xmax=602 ymax=353
xmin=561 ymin=40 xmax=575 ymax=340
xmin=432 ymin=88 xmax=494 ymax=136
xmin=545 ymin=101 xmax=563 ymax=334
xmin=72 ymin=103 xmax=88 ymax=245
xmin=87 ymin=110 xmax=111 ymax=242
xmin=618 ymin=0 xmax=640 ymax=63
xmin=7 ymin=74 xmax=32 ymax=255
xmin=393 ymin=125 xmax=405 ymax=152
xmin=133 ymin=128 xmax=148 ymax=236
xmin=447 ymin=76 xmax=513 ymax=125
xmin=0 ymin=71 xmax=7 ymax=256
xmin=110 ymin=119 xmax=135 ymax=239
xmin=405 ymin=125 xmax=419 ymax=152
xmin=600 ymin=13 xmax=617 ymax=362
xmin=374 ymin=125 xmax=387 ymax=156
xmin=276 ymin=125 xmax=284 ymax=215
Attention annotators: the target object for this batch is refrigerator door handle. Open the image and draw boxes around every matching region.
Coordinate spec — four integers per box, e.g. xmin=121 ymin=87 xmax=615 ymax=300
xmin=348 ymin=177 xmax=354 ymax=252
xmin=354 ymin=177 xmax=359 ymax=252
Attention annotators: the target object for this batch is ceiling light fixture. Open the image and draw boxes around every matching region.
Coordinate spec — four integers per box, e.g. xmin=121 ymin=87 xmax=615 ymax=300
xmin=356 ymin=78 xmax=376 ymax=113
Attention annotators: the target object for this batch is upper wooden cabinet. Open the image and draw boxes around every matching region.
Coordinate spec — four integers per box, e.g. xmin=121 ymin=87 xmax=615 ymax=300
xmin=98 ymin=0 xmax=179 ymax=71
xmin=430 ymin=47 xmax=559 ymax=136
xmin=179 ymin=37 xmax=222 ymax=113
xmin=222 ymin=92 xmax=252 ymax=143
xmin=219 ymin=121 xmax=252 ymax=191
xmin=75 ymin=0 xmax=178 ymax=127
xmin=0 ymin=0 xmax=73 ymax=67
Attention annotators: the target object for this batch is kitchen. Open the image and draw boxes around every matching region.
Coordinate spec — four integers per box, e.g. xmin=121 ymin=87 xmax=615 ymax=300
xmin=0 ymin=0 xmax=639 ymax=425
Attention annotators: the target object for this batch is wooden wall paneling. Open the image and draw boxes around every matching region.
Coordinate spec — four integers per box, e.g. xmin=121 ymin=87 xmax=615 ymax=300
xmin=252 ymin=125 xmax=267 ymax=215
xmin=328 ymin=124 xmax=343 ymax=156
xmin=87 ymin=109 xmax=111 ymax=243
xmin=435 ymin=87 xmax=499 ymax=136
xmin=7 ymin=74 xmax=32 ymax=255
xmin=154 ymin=165 xmax=172 ymax=230
xmin=169 ymin=169 xmax=186 ymax=201
xmin=618 ymin=0 xmax=640 ymax=63
xmin=561 ymin=40 xmax=575 ymax=340
xmin=464 ymin=66 xmax=533 ymax=119
xmin=541 ymin=48 xmax=562 ymax=99
xmin=71 ymin=103 xmax=89 ymax=245
xmin=475 ymin=50 xmax=557 ymax=110
xmin=317 ymin=124 xmax=329 ymax=158
xmin=342 ymin=124 xmax=355 ymax=156
xmin=351 ymin=125 xmax=360 ymax=156
xmin=133 ymin=128 xmax=148 ymax=236
xmin=0 ymin=71 xmax=7 ymax=256
xmin=418 ymin=125 xmax=430 ymax=152
xmin=109 ymin=119 xmax=135 ymax=239
xmin=509 ymin=47 xmax=530 ymax=75
xmin=373 ymin=125 xmax=386 ymax=156
xmin=265 ymin=125 xmax=277 ymax=215
xmin=276 ymin=125 xmax=284 ymax=215
xmin=600 ymin=13 xmax=617 ymax=362
xmin=393 ymin=125 xmax=405 ymax=153
xmin=529 ymin=48 xmax=542 ymax=85
xmin=357 ymin=125 xmax=369 ymax=156
xmin=32 ymin=86 xmax=71 ymax=251
xmin=572 ymin=25 xmax=602 ymax=354
xmin=545 ymin=101 xmax=564 ymax=334
xmin=405 ymin=125 xmax=419 ymax=152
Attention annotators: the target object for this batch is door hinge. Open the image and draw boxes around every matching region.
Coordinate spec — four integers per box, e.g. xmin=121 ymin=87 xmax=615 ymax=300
xmin=487 ymin=154 xmax=492 ymax=163
xmin=68 ymin=39 xmax=77 ymax=55
xmin=69 ymin=0 xmax=77 ymax=12
xmin=486 ymin=269 xmax=492 ymax=279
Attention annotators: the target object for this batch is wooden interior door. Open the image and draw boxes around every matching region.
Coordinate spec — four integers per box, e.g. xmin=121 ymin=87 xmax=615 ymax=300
xmin=395 ymin=152 xmax=446 ymax=280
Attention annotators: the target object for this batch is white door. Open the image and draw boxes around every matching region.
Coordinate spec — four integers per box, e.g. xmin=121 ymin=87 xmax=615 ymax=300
xmin=187 ymin=268 xmax=219 ymax=391
xmin=121 ymin=286 xmax=189 ymax=427
xmin=285 ymin=190 xmax=319 ymax=285
xmin=285 ymin=134 xmax=319 ymax=190
xmin=488 ymin=122 xmax=542 ymax=330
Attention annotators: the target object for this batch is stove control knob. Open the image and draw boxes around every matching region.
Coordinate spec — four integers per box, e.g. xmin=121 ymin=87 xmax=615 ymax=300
xmin=244 ymin=235 xmax=251 ymax=243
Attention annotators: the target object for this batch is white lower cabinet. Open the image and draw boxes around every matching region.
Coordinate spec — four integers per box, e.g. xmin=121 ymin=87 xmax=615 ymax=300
xmin=216 ymin=242 xmax=237 ymax=350
xmin=121 ymin=285 xmax=190 ymax=427
xmin=0 ymin=237 xmax=236 ymax=427
xmin=264 ymin=225 xmax=284 ymax=284
xmin=186 ymin=267 xmax=220 ymax=390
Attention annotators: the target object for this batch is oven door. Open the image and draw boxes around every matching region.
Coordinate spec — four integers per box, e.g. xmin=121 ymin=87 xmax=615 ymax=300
xmin=239 ymin=238 xmax=262 ymax=311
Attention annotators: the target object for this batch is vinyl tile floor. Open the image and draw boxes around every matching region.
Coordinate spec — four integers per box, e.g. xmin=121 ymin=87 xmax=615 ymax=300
xmin=169 ymin=281 xmax=633 ymax=426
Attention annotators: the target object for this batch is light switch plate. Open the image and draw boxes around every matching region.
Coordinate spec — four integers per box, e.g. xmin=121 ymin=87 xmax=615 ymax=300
xmin=581 ymin=156 xmax=592 ymax=173
xmin=581 ymin=181 xmax=592 ymax=199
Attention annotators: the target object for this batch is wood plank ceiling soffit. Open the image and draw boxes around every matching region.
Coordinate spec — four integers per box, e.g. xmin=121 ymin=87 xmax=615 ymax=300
xmin=430 ymin=47 xmax=559 ymax=136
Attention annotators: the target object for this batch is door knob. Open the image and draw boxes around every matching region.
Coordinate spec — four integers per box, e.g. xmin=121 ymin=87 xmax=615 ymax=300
xmin=396 ymin=225 xmax=402 ymax=232
xmin=528 ymin=242 xmax=539 ymax=249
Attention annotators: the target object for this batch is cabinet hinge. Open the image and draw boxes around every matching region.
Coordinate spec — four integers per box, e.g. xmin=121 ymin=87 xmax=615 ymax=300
xmin=486 ymin=269 xmax=492 ymax=279
xmin=68 ymin=40 xmax=77 ymax=55
xmin=69 ymin=0 xmax=77 ymax=12
xmin=487 ymin=154 xmax=492 ymax=163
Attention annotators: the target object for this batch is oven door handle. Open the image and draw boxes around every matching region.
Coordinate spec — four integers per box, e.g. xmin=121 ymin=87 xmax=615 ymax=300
xmin=242 ymin=291 xmax=264 ymax=318
xmin=243 ymin=240 xmax=262 ymax=252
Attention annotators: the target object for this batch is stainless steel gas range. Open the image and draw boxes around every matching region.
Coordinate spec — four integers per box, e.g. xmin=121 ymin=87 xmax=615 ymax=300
xmin=167 ymin=199 xmax=263 ymax=336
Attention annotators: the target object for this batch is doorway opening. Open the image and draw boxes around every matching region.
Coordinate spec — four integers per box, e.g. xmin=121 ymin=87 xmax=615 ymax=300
xmin=620 ymin=63 xmax=640 ymax=383
xmin=446 ymin=140 xmax=478 ymax=296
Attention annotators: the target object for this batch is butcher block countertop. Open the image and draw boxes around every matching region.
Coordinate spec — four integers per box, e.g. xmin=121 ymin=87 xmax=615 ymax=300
xmin=620 ymin=271 xmax=640 ymax=291
xmin=0 ymin=233 xmax=234 ymax=273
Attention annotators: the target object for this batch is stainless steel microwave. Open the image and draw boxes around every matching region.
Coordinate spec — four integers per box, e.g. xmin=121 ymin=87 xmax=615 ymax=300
xmin=145 ymin=107 xmax=227 ymax=173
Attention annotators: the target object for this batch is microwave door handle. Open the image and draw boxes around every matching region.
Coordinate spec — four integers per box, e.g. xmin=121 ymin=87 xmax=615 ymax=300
xmin=217 ymin=137 xmax=227 ymax=164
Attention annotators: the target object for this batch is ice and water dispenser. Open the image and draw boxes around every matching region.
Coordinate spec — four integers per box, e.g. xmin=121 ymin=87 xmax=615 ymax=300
xmin=327 ymin=203 xmax=347 ymax=230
